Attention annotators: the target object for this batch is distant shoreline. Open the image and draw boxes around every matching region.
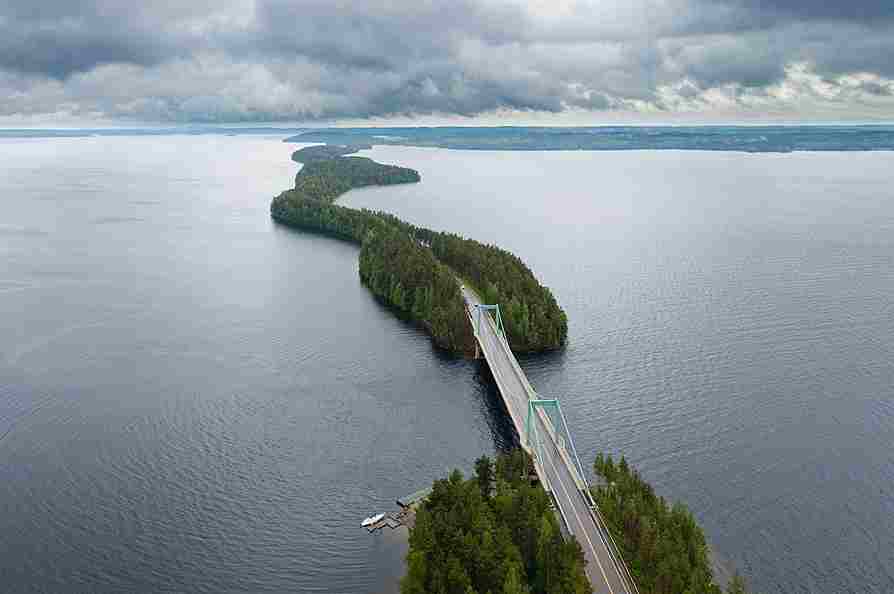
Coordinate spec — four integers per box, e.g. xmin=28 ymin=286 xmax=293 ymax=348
xmin=283 ymin=125 xmax=894 ymax=153
xmin=3 ymin=125 xmax=894 ymax=153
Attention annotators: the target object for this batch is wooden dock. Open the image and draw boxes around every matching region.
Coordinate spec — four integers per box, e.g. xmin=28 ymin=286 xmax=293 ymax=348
xmin=363 ymin=486 xmax=430 ymax=533
xmin=364 ymin=507 xmax=414 ymax=533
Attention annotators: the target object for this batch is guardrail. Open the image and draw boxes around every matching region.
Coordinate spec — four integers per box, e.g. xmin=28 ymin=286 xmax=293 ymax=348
xmin=468 ymin=297 xmax=641 ymax=594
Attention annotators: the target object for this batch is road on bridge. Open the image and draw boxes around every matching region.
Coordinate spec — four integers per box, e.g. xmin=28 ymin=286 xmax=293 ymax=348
xmin=462 ymin=285 xmax=634 ymax=594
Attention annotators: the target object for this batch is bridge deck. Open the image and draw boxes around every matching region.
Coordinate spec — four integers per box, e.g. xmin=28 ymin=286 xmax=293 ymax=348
xmin=462 ymin=285 xmax=636 ymax=594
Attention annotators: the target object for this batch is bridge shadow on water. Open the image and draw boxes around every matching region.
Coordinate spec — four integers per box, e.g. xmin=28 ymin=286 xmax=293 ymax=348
xmin=470 ymin=345 xmax=571 ymax=456
xmin=471 ymin=359 xmax=520 ymax=453
xmin=343 ymin=270 xmax=524 ymax=455
xmin=269 ymin=230 xmax=538 ymax=457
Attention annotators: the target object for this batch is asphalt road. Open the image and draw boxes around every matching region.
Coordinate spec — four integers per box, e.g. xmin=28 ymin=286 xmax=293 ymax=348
xmin=462 ymin=286 xmax=633 ymax=594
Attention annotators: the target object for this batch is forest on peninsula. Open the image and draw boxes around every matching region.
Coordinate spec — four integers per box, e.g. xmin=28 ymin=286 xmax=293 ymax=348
xmin=402 ymin=451 xmax=750 ymax=594
xmin=592 ymin=454 xmax=749 ymax=594
xmin=401 ymin=450 xmax=591 ymax=594
xmin=270 ymin=145 xmax=566 ymax=353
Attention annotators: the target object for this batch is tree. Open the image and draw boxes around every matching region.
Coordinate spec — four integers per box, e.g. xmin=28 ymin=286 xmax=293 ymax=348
xmin=591 ymin=452 xmax=728 ymax=594
xmin=534 ymin=515 xmax=555 ymax=593
xmin=727 ymin=573 xmax=748 ymax=594
xmin=401 ymin=550 xmax=429 ymax=594
xmin=502 ymin=564 xmax=529 ymax=594
xmin=475 ymin=455 xmax=494 ymax=498
xmin=401 ymin=451 xmax=586 ymax=594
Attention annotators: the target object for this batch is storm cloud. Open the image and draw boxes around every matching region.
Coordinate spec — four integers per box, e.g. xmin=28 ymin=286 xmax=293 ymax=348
xmin=1 ymin=0 xmax=893 ymax=123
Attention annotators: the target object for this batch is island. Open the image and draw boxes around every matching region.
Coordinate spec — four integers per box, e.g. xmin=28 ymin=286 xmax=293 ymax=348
xmin=402 ymin=451 xmax=750 ymax=594
xmin=271 ymin=145 xmax=567 ymax=353
xmin=592 ymin=454 xmax=749 ymax=594
xmin=290 ymin=143 xmax=371 ymax=163
xmin=401 ymin=451 xmax=591 ymax=594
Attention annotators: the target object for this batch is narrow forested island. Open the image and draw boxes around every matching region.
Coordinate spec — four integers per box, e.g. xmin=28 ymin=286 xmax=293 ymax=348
xmin=592 ymin=454 xmax=748 ymax=594
xmin=402 ymin=451 xmax=590 ymax=594
xmin=271 ymin=145 xmax=567 ymax=353
xmin=290 ymin=143 xmax=372 ymax=163
xmin=403 ymin=451 xmax=749 ymax=594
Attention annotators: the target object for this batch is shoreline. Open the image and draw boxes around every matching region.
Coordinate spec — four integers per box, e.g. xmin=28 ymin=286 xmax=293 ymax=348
xmin=271 ymin=145 xmax=567 ymax=354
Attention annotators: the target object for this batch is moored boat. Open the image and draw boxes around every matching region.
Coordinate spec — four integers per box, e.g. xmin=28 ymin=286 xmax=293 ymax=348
xmin=361 ymin=513 xmax=385 ymax=527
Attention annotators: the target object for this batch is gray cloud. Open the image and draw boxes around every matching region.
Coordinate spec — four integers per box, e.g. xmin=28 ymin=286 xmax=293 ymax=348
xmin=0 ymin=2 xmax=234 ymax=77
xmin=0 ymin=0 xmax=893 ymax=122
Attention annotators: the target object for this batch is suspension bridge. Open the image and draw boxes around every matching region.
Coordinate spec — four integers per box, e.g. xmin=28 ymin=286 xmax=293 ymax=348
xmin=463 ymin=285 xmax=638 ymax=594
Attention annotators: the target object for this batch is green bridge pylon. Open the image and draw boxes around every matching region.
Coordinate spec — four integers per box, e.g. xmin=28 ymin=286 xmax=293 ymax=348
xmin=525 ymin=397 xmax=590 ymax=491
xmin=474 ymin=304 xmax=505 ymax=339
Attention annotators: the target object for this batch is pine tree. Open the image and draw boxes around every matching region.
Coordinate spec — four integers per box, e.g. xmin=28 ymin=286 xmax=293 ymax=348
xmin=475 ymin=455 xmax=494 ymax=498
xmin=727 ymin=572 xmax=748 ymax=594
xmin=502 ymin=564 xmax=528 ymax=594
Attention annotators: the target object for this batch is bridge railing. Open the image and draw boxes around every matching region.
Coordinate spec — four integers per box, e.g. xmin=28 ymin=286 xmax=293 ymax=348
xmin=469 ymin=299 xmax=641 ymax=594
xmin=589 ymin=502 xmax=641 ymax=594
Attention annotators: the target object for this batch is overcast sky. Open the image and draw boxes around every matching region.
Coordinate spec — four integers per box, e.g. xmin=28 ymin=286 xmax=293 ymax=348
xmin=1 ymin=0 xmax=893 ymax=125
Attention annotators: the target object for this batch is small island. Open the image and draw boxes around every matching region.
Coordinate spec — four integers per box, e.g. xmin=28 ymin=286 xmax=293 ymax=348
xmin=271 ymin=145 xmax=567 ymax=353
xmin=402 ymin=451 xmax=750 ymax=594
xmin=592 ymin=454 xmax=748 ymax=594
xmin=290 ymin=144 xmax=371 ymax=163
xmin=402 ymin=450 xmax=591 ymax=594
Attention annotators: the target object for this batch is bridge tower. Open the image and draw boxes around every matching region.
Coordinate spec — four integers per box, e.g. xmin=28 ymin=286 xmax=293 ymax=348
xmin=473 ymin=303 xmax=505 ymax=337
xmin=472 ymin=303 xmax=506 ymax=359
xmin=525 ymin=397 xmax=590 ymax=493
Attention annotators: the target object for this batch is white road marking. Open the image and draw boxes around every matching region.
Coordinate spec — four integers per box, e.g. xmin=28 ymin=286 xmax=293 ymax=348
xmin=467 ymin=293 xmax=624 ymax=594
xmin=542 ymin=432 xmax=617 ymax=594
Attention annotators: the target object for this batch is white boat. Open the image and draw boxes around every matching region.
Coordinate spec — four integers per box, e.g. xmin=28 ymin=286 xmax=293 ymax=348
xmin=361 ymin=513 xmax=385 ymax=527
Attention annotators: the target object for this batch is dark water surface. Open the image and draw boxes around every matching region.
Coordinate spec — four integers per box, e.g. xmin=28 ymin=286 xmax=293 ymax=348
xmin=2 ymin=136 xmax=893 ymax=594
xmin=344 ymin=147 xmax=894 ymax=594
xmin=0 ymin=136 xmax=511 ymax=594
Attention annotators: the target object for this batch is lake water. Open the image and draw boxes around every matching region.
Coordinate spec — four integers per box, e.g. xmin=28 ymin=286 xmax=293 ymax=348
xmin=2 ymin=135 xmax=893 ymax=594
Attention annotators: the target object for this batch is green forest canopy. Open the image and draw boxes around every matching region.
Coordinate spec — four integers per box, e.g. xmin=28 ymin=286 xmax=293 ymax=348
xmin=291 ymin=144 xmax=371 ymax=163
xmin=403 ymin=451 xmax=751 ymax=594
xmin=270 ymin=149 xmax=566 ymax=353
xmin=592 ymin=454 xmax=749 ymax=594
xmin=402 ymin=450 xmax=591 ymax=594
